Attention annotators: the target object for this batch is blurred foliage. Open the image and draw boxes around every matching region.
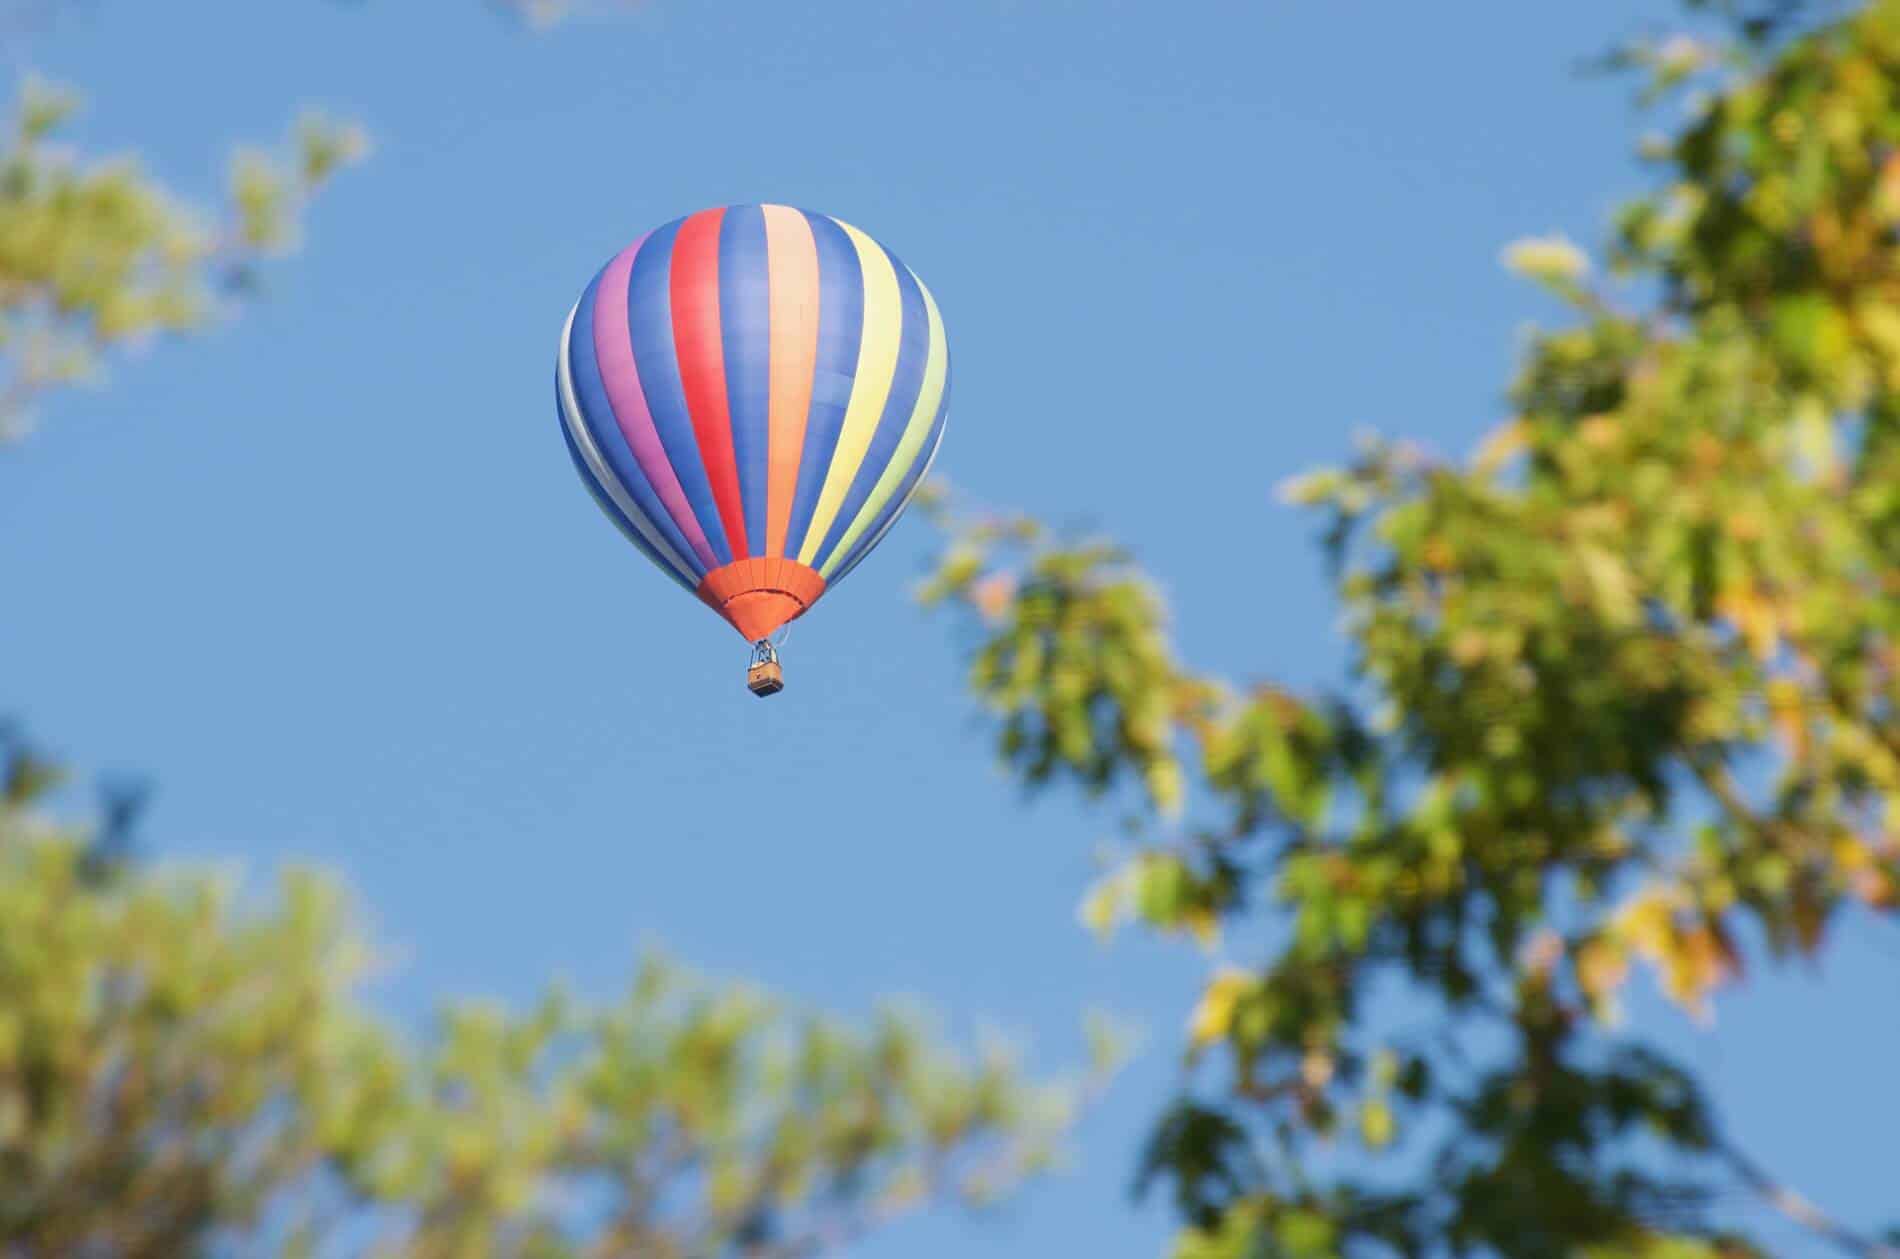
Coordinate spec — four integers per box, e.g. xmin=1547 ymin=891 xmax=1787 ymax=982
xmin=924 ymin=3 xmax=1900 ymax=1257
xmin=0 ymin=730 xmax=1094 ymax=1258
xmin=0 ymin=0 xmax=658 ymax=437
xmin=489 ymin=0 xmax=646 ymax=27
xmin=0 ymin=78 xmax=364 ymax=440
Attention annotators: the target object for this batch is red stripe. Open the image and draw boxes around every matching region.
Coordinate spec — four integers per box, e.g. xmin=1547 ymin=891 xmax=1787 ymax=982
xmin=670 ymin=209 xmax=749 ymax=558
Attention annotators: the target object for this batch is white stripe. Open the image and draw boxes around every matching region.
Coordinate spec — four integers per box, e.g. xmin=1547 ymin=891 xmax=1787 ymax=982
xmin=557 ymin=306 xmax=700 ymax=589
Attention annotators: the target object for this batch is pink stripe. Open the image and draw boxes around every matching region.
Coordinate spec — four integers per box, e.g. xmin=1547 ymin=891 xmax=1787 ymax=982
xmin=592 ymin=236 xmax=719 ymax=569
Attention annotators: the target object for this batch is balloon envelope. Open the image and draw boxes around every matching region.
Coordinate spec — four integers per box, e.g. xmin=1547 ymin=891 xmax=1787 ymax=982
xmin=555 ymin=205 xmax=951 ymax=641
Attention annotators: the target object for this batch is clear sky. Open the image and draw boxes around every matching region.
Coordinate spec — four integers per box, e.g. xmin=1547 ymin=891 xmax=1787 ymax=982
xmin=3 ymin=2 xmax=1894 ymax=1254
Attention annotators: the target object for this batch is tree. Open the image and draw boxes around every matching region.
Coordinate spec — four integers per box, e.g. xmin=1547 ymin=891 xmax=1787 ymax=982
xmin=923 ymin=4 xmax=1900 ymax=1257
xmin=0 ymin=729 xmax=1093 ymax=1257
xmin=0 ymin=0 xmax=643 ymax=441
xmin=0 ymin=78 xmax=365 ymax=440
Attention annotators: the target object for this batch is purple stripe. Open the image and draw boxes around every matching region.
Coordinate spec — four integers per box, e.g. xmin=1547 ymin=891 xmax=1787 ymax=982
xmin=593 ymin=235 xmax=719 ymax=570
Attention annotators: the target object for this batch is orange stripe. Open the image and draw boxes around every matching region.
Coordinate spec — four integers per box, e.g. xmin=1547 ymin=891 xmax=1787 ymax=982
xmin=762 ymin=206 xmax=820 ymax=557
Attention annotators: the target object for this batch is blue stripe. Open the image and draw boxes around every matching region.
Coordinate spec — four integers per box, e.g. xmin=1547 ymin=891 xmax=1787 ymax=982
xmin=625 ymin=216 xmax=733 ymax=565
xmin=719 ymin=205 xmax=772 ymax=556
xmin=810 ymin=250 xmax=929 ymax=569
xmin=780 ymin=210 xmax=864 ymax=561
xmin=829 ymin=374 xmax=950 ymax=585
xmin=555 ymin=380 xmax=694 ymax=592
xmin=568 ymin=272 xmax=707 ymax=576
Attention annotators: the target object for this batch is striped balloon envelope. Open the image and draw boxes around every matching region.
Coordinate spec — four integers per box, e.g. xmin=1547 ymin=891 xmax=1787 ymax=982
xmin=555 ymin=205 xmax=951 ymax=693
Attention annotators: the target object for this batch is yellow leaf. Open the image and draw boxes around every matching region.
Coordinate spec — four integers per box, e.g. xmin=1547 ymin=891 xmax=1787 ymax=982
xmin=1717 ymin=586 xmax=1780 ymax=661
xmin=1831 ymin=833 xmax=1872 ymax=873
xmin=1502 ymin=235 xmax=1590 ymax=283
xmin=1662 ymin=924 xmax=1735 ymax=1021
xmin=1575 ymin=936 xmax=1629 ymax=1025
xmin=1359 ymin=1100 xmax=1395 ymax=1149
xmin=1077 ymin=867 xmax=1134 ymax=940
xmin=1612 ymin=885 xmax=1738 ymax=1021
xmin=1187 ymin=967 xmax=1253 ymax=1050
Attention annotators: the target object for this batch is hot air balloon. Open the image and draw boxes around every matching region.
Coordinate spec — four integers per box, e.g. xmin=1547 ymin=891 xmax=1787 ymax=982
xmin=555 ymin=205 xmax=951 ymax=697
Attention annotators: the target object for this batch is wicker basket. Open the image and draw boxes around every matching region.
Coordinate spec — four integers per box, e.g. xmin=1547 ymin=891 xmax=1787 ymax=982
xmin=746 ymin=660 xmax=785 ymax=697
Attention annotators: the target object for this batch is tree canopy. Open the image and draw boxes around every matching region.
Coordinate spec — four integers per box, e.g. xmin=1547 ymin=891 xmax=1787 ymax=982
xmin=923 ymin=4 xmax=1900 ymax=1256
xmin=0 ymin=78 xmax=364 ymax=440
xmin=0 ymin=730 xmax=1093 ymax=1258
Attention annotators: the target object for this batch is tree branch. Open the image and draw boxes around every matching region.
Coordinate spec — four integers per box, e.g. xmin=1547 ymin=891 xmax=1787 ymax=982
xmin=1718 ymin=1138 xmax=1900 ymax=1259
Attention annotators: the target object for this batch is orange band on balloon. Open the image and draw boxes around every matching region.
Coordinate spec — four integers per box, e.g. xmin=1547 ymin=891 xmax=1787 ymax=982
xmin=695 ymin=556 xmax=827 ymax=640
xmin=761 ymin=206 xmax=821 ymax=557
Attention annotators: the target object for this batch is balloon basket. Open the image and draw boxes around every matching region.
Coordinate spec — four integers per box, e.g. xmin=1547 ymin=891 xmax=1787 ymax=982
xmin=746 ymin=640 xmax=784 ymax=698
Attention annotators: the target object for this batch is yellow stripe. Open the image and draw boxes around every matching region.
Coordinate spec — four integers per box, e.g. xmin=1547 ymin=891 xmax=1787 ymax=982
xmin=818 ymin=274 xmax=947 ymax=577
xmin=796 ymin=220 xmax=902 ymax=566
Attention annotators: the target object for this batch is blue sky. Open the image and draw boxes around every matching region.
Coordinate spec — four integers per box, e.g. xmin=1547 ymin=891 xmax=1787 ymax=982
xmin=3 ymin=2 xmax=1894 ymax=1254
